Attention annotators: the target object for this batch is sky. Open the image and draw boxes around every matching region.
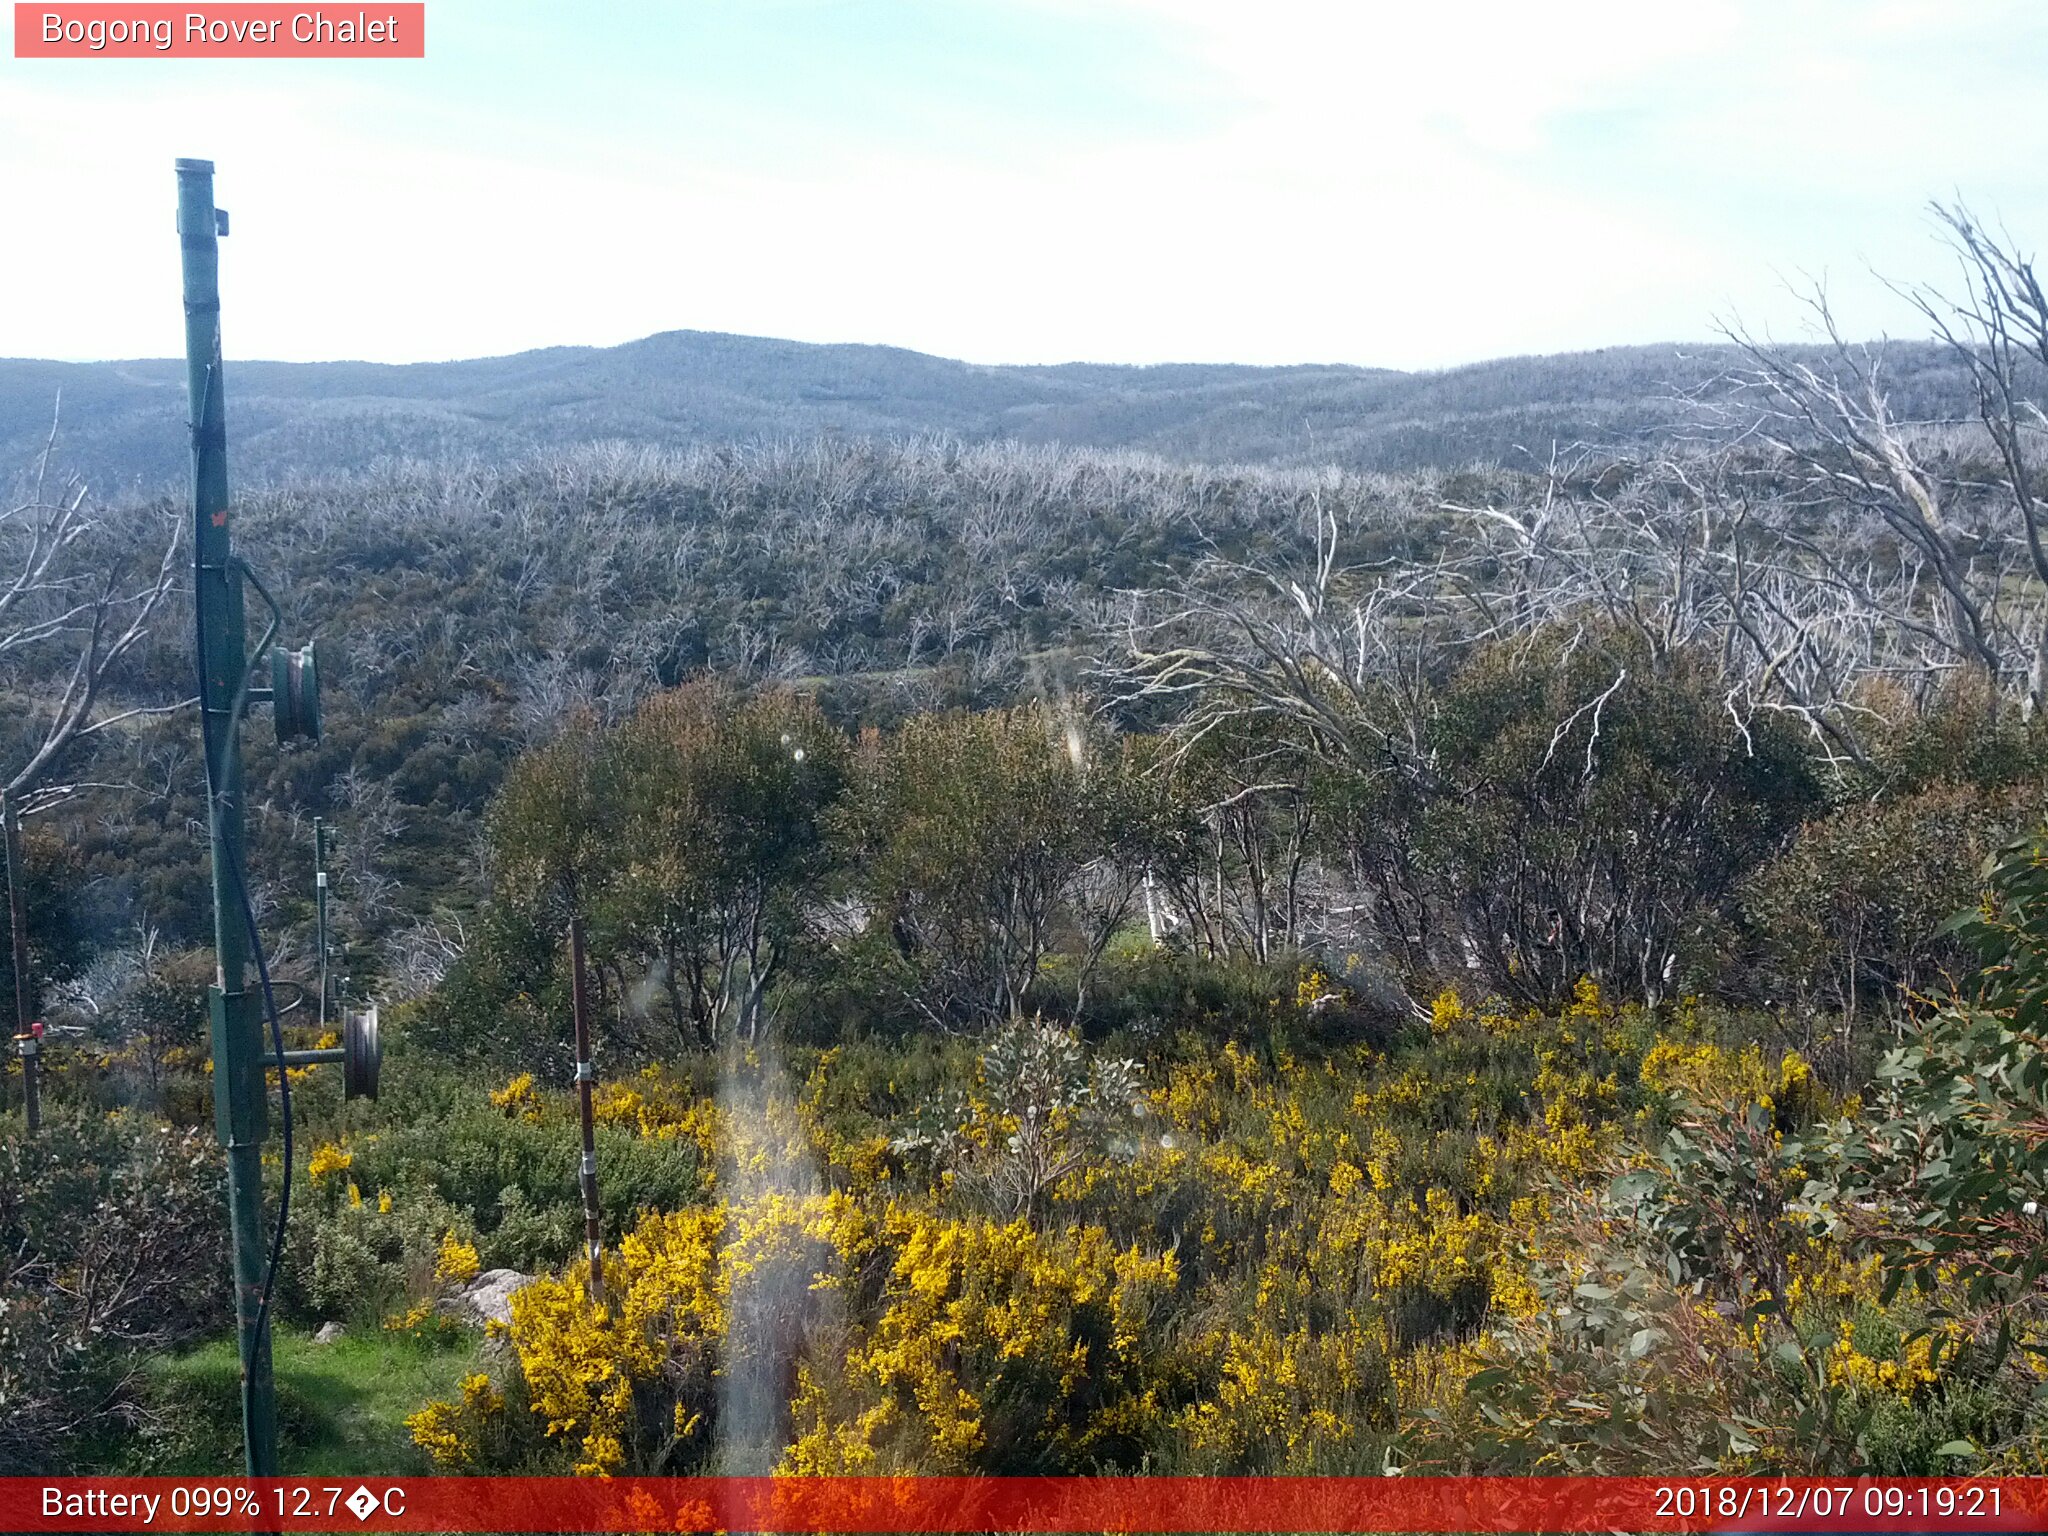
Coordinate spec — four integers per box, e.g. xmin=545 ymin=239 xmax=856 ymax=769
xmin=2 ymin=0 xmax=2045 ymax=371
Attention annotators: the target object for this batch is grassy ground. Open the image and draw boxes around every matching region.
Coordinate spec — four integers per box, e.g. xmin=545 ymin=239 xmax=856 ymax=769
xmin=117 ymin=1323 xmax=485 ymax=1477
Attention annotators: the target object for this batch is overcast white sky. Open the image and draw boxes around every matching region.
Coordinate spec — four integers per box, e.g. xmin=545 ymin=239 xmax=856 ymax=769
xmin=3 ymin=0 xmax=2044 ymax=370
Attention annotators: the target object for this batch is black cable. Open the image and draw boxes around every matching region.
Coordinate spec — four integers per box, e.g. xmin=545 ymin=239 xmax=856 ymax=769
xmin=228 ymin=839 xmax=292 ymax=1360
xmin=197 ymin=721 xmax=294 ymax=1368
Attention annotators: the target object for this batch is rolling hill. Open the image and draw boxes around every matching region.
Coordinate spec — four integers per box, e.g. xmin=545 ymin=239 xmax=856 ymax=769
xmin=0 ymin=328 xmax=1982 ymax=492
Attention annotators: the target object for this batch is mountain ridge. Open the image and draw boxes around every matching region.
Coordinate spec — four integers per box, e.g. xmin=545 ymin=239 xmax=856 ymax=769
xmin=0 ymin=326 xmax=1980 ymax=491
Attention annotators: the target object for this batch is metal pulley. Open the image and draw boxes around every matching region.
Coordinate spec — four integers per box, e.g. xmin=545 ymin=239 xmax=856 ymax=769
xmin=342 ymin=1002 xmax=379 ymax=1101
xmin=271 ymin=642 xmax=320 ymax=742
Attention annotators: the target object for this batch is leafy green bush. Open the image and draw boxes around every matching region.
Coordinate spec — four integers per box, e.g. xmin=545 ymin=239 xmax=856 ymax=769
xmin=1809 ymin=833 xmax=2048 ymax=1325
xmin=423 ymin=682 xmax=851 ymax=1064
xmin=306 ymin=1089 xmax=702 ymax=1282
xmin=1418 ymin=624 xmax=1823 ymax=1008
xmin=834 ymin=706 xmax=1155 ymax=1027
xmin=0 ymin=821 xmax=89 ymax=1052
xmin=284 ymin=1182 xmax=474 ymax=1328
xmin=893 ymin=1015 xmax=1143 ymax=1221
xmin=1745 ymin=782 xmax=2037 ymax=1024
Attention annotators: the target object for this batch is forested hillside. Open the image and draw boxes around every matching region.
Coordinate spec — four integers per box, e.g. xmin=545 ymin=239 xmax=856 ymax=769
xmin=0 ymin=329 xmax=1991 ymax=491
xmin=5 ymin=212 xmax=2047 ymax=1484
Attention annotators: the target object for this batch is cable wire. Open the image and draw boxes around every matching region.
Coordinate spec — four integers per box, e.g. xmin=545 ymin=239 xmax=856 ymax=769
xmin=230 ymin=840 xmax=292 ymax=1359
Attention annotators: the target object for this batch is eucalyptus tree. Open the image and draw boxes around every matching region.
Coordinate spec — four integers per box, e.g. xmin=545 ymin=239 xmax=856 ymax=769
xmin=440 ymin=682 xmax=849 ymax=1065
xmin=835 ymin=703 xmax=1155 ymax=1028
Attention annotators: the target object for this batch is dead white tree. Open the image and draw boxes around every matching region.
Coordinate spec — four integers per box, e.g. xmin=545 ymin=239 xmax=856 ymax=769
xmin=1904 ymin=202 xmax=2048 ymax=710
xmin=1718 ymin=236 xmax=2048 ymax=730
xmin=1109 ymin=489 xmax=1448 ymax=785
xmin=2 ymin=400 xmax=185 ymax=814
xmin=2 ymin=402 xmax=183 ymax=1042
xmin=1441 ymin=452 xmax=1908 ymax=770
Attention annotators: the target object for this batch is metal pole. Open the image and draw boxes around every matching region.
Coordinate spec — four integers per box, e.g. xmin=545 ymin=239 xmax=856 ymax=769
xmin=314 ymin=818 xmax=329 ymax=1032
xmin=17 ymin=1031 xmax=39 ymax=1132
xmin=2 ymin=790 xmax=37 ymax=1129
xmin=569 ymin=916 xmax=604 ymax=1304
xmin=178 ymin=156 xmax=277 ymax=1479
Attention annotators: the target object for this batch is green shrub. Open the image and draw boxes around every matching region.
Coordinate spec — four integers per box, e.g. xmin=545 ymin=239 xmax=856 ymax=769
xmin=1745 ymin=782 xmax=2038 ymax=1022
xmin=1417 ymin=623 xmax=1823 ymax=1007
xmin=1807 ymin=833 xmax=2048 ymax=1323
xmin=0 ymin=1110 xmax=227 ymax=1471
xmin=304 ymin=1087 xmax=703 ymax=1285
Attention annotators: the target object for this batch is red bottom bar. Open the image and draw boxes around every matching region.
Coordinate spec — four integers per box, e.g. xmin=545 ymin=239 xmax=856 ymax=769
xmin=4 ymin=1475 xmax=2045 ymax=1533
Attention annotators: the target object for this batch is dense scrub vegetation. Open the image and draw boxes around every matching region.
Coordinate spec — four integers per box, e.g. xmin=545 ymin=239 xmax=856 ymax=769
xmin=393 ymin=967 xmax=2048 ymax=1478
xmin=9 ymin=667 xmax=2044 ymax=1476
xmin=5 ymin=212 xmax=2048 ymax=1477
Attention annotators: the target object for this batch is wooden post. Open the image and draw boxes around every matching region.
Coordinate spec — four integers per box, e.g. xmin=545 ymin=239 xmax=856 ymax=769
xmin=569 ymin=915 xmax=603 ymax=1303
xmin=3 ymin=790 xmax=38 ymax=1132
xmin=3 ymin=793 xmax=26 ymax=1031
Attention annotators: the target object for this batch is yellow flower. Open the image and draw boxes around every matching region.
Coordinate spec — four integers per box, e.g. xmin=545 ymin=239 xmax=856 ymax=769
xmin=436 ymin=1230 xmax=482 ymax=1285
xmin=1298 ymin=968 xmax=1342 ymax=1012
xmin=307 ymin=1142 xmax=352 ymax=1182
xmin=1429 ymin=988 xmax=1466 ymax=1035
xmin=385 ymin=1299 xmax=438 ymax=1334
xmin=489 ymin=1072 xmax=541 ymax=1119
xmin=1827 ymin=1320 xmax=1942 ymax=1402
xmin=406 ymin=1371 xmax=504 ymax=1468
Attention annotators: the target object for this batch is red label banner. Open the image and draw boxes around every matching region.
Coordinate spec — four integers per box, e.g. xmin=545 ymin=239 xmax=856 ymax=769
xmin=3 ymin=1476 xmax=2046 ymax=1533
xmin=13 ymin=4 xmax=424 ymax=57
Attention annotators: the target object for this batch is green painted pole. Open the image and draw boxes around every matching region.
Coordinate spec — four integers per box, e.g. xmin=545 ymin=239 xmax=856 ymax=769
xmin=178 ymin=156 xmax=278 ymax=1479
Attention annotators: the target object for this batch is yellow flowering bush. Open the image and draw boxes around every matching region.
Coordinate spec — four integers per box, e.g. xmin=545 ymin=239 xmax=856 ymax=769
xmin=485 ymin=1190 xmax=871 ymax=1474
xmin=1180 ymin=1315 xmax=1392 ymax=1471
xmin=405 ymin=1372 xmax=506 ymax=1469
xmin=787 ymin=1210 xmax=1180 ymax=1473
xmin=589 ymin=1069 xmax=722 ymax=1165
xmin=383 ymin=1298 xmax=452 ymax=1339
xmin=1827 ymin=1318 xmax=1946 ymax=1402
xmin=1429 ymin=987 xmax=1465 ymax=1035
xmin=306 ymin=1142 xmax=353 ymax=1182
xmin=1296 ymin=967 xmax=1344 ymax=1013
xmin=403 ymin=973 xmax=2048 ymax=1478
xmin=488 ymin=1072 xmax=540 ymax=1119
xmin=434 ymin=1230 xmax=481 ymax=1285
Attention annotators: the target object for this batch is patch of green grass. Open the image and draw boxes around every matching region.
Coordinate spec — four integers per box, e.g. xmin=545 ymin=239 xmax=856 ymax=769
xmin=118 ymin=1322 xmax=484 ymax=1476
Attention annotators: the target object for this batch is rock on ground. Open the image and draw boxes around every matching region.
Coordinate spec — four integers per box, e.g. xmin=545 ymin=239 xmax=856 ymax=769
xmin=458 ymin=1268 xmax=534 ymax=1329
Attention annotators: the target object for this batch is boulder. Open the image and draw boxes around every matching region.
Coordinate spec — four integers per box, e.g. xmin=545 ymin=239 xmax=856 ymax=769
xmin=459 ymin=1268 xmax=534 ymax=1329
xmin=312 ymin=1321 xmax=346 ymax=1345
